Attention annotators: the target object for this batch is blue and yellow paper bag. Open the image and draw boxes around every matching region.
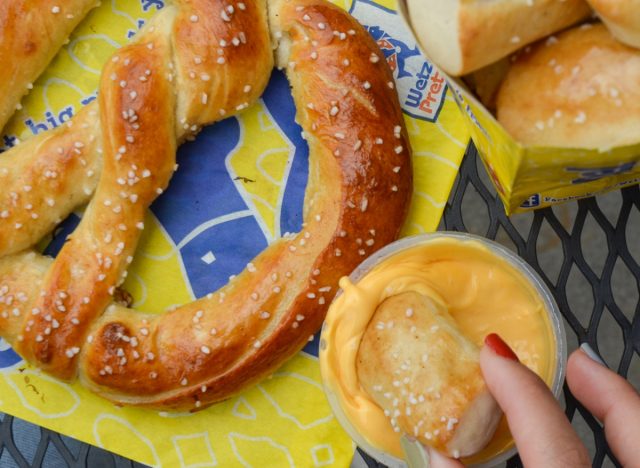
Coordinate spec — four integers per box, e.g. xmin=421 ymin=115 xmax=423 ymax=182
xmin=0 ymin=0 xmax=469 ymax=465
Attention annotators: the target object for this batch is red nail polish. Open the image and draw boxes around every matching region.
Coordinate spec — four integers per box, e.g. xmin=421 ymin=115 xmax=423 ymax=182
xmin=485 ymin=333 xmax=519 ymax=362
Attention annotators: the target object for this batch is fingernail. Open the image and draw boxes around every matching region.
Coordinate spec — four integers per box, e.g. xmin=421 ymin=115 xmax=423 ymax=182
xmin=484 ymin=333 xmax=519 ymax=362
xmin=580 ymin=342 xmax=607 ymax=367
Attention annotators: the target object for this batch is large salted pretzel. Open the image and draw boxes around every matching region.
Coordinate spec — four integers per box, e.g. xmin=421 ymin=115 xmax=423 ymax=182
xmin=0 ymin=0 xmax=412 ymax=410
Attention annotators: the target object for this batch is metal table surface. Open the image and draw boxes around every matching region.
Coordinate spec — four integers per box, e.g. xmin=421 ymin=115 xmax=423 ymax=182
xmin=1 ymin=145 xmax=638 ymax=467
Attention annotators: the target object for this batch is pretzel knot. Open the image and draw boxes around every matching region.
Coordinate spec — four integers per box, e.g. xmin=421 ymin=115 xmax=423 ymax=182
xmin=0 ymin=0 xmax=411 ymax=410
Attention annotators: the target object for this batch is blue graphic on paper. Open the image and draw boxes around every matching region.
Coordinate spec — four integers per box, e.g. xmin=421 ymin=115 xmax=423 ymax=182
xmin=262 ymin=71 xmax=308 ymax=237
xmin=367 ymin=25 xmax=420 ymax=79
xmin=150 ymin=70 xmax=318 ymax=355
xmin=140 ymin=0 xmax=164 ymax=11
xmin=43 ymin=215 xmax=81 ymax=257
xmin=521 ymin=194 xmax=541 ymax=209
xmin=151 ymin=70 xmax=308 ymax=297
xmin=0 ymin=338 xmax=21 ymax=369
xmin=567 ymin=162 xmax=636 ymax=184
xmin=127 ymin=19 xmax=147 ymax=39
xmin=150 ymin=117 xmax=266 ymax=298
xmin=350 ymin=0 xmax=447 ymax=122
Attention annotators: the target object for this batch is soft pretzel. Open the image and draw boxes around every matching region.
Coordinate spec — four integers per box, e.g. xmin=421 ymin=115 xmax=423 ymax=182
xmin=405 ymin=0 xmax=591 ymax=76
xmin=587 ymin=0 xmax=640 ymax=48
xmin=497 ymin=23 xmax=640 ymax=149
xmin=357 ymin=292 xmax=501 ymax=458
xmin=0 ymin=0 xmax=98 ymax=131
xmin=0 ymin=0 xmax=412 ymax=410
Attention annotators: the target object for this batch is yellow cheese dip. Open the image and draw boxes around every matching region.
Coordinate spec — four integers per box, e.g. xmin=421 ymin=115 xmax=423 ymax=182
xmin=319 ymin=235 xmax=561 ymax=465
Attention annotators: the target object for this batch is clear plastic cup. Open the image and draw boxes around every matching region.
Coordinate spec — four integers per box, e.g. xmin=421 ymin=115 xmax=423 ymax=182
xmin=320 ymin=232 xmax=567 ymax=467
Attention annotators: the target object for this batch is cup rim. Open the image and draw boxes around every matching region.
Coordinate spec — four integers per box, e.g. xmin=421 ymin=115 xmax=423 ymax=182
xmin=321 ymin=232 xmax=567 ymax=468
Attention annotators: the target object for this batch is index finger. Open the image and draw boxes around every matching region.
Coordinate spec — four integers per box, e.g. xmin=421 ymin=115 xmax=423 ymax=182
xmin=480 ymin=345 xmax=590 ymax=468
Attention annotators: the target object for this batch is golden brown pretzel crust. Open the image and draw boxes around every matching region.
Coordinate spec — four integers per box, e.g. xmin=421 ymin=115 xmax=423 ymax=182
xmin=0 ymin=0 xmax=412 ymax=410
xmin=0 ymin=0 xmax=97 ymax=131
xmin=19 ymin=24 xmax=179 ymax=379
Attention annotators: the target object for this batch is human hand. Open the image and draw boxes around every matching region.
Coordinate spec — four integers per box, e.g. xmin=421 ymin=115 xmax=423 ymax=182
xmin=566 ymin=344 xmax=640 ymax=466
xmin=425 ymin=335 xmax=640 ymax=467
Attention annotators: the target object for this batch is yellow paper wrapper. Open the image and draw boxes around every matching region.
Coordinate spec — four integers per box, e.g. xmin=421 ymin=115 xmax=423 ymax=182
xmin=396 ymin=0 xmax=640 ymax=215
xmin=0 ymin=0 xmax=469 ymax=465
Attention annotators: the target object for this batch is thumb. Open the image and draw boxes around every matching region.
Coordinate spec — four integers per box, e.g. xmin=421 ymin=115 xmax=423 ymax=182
xmin=567 ymin=347 xmax=640 ymax=466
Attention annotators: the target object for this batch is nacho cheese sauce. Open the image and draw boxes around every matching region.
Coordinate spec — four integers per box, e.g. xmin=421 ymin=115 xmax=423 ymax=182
xmin=319 ymin=237 xmax=557 ymax=464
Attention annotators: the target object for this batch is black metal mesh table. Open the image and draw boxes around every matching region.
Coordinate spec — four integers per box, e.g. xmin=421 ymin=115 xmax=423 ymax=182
xmin=2 ymin=145 xmax=638 ymax=467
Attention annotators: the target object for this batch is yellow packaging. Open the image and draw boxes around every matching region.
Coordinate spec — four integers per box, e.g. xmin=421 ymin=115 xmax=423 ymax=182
xmin=396 ymin=0 xmax=640 ymax=214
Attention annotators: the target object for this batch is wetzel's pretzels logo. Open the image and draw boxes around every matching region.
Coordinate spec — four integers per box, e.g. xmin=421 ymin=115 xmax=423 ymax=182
xmin=351 ymin=0 xmax=447 ymax=122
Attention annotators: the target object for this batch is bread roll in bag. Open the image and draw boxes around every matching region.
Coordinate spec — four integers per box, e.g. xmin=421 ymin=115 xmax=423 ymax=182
xmin=497 ymin=24 xmax=640 ymax=149
xmin=587 ymin=0 xmax=640 ymax=48
xmin=406 ymin=0 xmax=591 ymax=76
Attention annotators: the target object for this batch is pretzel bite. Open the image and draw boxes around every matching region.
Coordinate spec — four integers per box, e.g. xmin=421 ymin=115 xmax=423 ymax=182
xmin=587 ymin=0 xmax=640 ymax=48
xmin=357 ymin=291 xmax=502 ymax=459
xmin=497 ymin=24 xmax=640 ymax=149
